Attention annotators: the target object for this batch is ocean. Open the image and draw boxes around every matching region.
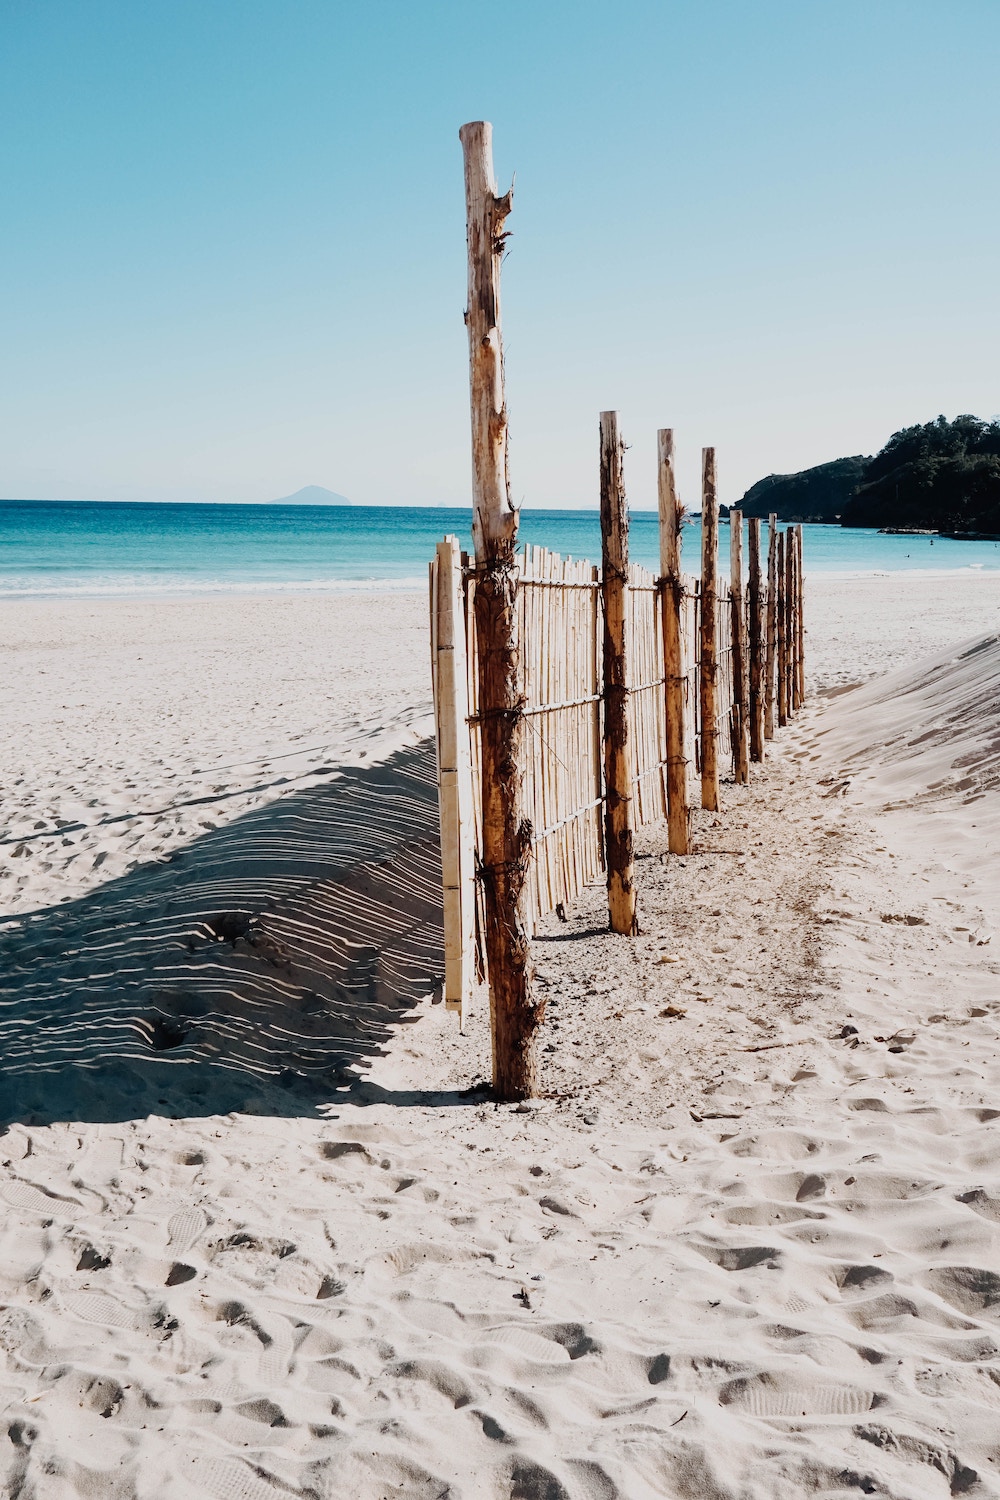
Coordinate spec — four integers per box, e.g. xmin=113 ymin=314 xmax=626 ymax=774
xmin=2 ymin=499 xmax=999 ymax=598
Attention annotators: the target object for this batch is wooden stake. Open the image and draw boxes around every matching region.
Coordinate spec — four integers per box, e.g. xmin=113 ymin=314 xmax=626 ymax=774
xmin=764 ymin=514 xmax=778 ymax=739
xmin=776 ymin=529 xmax=788 ymax=727
xmin=747 ymin=517 xmax=764 ymax=761
xmin=431 ymin=537 xmax=477 ymax=1026
xmin=699 ymin=448 xmax=720 ymax=811
xmin=729 ymin=509 xmax=749 ymax=783
xmin=657 ymin=429 xmax=688 ymax=854
xmin=460 ymin=121 xmax=539 ymax=1101
xmin=795 ymin=526 xmax=806 ymax=707
xmin=791 ymin=525 xmax=797 ymax=711
xmin=600 ymin=411 xmax=638 ymax=935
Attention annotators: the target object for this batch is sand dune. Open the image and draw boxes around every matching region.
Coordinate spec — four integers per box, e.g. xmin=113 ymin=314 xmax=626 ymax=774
xmin=2 ymin=584 xmax=1000 ymax=1498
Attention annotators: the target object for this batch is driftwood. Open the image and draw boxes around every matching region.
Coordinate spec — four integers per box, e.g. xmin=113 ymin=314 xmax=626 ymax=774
xmin=459 ymin=121 xmax=539 ymax=1101
xmin=747 ymin=517 xmax=764 ymax=761
xmin=699 ymin=449 xmax=720 ymax=811
xmin=729 ymin=509 xmax=749 ymax=783
xmin=657 ymin=429 xmax=688 ymax=853
xmin=600 ymin=411 xmax=638 ymax=934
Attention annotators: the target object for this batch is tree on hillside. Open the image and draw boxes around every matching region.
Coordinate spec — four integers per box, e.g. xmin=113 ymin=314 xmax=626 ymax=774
xmin=842 ymin=415 xmax=1000 ymax=533
xmin=738 ymin=455 xmax=868 ymax=522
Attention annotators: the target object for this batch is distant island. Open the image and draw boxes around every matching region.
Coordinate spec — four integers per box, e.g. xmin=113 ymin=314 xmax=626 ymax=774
xmin=738 ymin=415 xmax=1000 ymax=536
xmin=272 ymin=485 xmax=352 ymax=506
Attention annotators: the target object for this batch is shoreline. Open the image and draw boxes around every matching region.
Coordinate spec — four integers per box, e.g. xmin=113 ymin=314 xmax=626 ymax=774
xmin=3 ymin=562 xmax=1000 ymax=604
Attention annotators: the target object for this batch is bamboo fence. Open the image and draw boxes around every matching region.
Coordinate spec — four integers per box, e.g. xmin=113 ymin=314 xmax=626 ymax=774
xmin=430 ymin=523 xmax=803 ymax=1019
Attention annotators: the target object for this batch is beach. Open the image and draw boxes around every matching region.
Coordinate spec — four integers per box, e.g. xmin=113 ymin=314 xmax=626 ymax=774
xmin=3 ymin=570 xmax=1000 ymax=1499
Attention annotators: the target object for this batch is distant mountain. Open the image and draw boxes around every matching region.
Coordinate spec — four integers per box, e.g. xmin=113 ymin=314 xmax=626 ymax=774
xmin=273 ymin=485 xmax=352 ymax=506
xmin=738 ymin=456 xmax=869 ymax=523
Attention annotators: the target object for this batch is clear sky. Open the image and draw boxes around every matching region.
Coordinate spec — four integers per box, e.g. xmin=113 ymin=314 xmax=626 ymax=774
xmin=1 ymin=0 xmax=997 ymax=510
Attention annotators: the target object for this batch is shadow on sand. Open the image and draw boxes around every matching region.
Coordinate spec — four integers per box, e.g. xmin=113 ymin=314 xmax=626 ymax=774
xmin=0 ymin=741 xmax=469 ymax=1128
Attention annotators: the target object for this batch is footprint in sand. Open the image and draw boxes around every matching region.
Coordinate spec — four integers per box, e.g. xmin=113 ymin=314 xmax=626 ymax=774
xmin=719 ymin=1371 xmax=878 ymax=1417
xmin=60 ymin=1290 xmax=152 ymax=1331
xmin=167 ymin=1205 xmax=209 ymax=1254
xmin=0 ymin=1178 xmax=81 ymax=1217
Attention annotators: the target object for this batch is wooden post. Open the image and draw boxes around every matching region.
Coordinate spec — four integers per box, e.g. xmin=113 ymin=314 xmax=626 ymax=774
xmin=657 ymin=429 xmax=688 ymax=854
xmin=699 ymin=448 xmax=720 ymax=811
xmin=460 ymin=121 xmax=539 ymax=1101
xmin=600 ymin=411 xmax=638 ymax=935
xmin=776 ymin=529 xmax=788 ymax=727
xmin=795 ymin=526 xmax=806 ymax=707
xmin=787 ymin=528 xmax=798 ymax=712
xmin=747 ymin=517 xmax=764 ymax=761
xmin=729 ymin=509 xmax=749 ymax=784
xmin=764 ymin=514 xmax=778 ymax=739
xmin=431 ymin=537 xmax=476 ymax=1025
xmin=786 ymin=525 xmax=797 ymax=713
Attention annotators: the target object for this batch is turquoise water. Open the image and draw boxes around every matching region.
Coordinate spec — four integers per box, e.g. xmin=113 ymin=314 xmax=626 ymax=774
xmin=2 ymin=499 xmax=999 ymax=598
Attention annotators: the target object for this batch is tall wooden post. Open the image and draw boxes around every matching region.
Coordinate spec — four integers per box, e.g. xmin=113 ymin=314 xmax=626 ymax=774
xmin=764 ymin=514 xmax=778 ymax=739
xmin=747 ymin=517 xmax=765 ymax=761
xmin=460 ymin=121 xmax=539 ymax=1101
xmin=776 ymin=529 xmax=788 ymax=727
xmin=795 ymin=526 xmax=806 ymax=707
xmin=699 ymin=448 xmax=720 ymax=811
xmin=786 ymin=526 xmax=797 ymax=713
xmin=657 ymin=429 xmax=688 ymax=854
xmin=600 ymin=411 xmax=638 ymax=935
xmin=729 ymin=509 xmax=749 ymax=784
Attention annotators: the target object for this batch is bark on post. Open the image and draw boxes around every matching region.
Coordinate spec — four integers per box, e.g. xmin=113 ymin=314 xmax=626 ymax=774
xmin=747 ymin=517 xmax=765 ymax=761
xmin=729 ymin=509 xmax=749 ymax=784
xmin=600 ymin=411 xmax=638 ymax=935
xmin=699 ymin=448 xmax=720 ymax=811
xmin=776 ymin=529 xmax=788 ymax=727
xmin=459 ymin=121 xmax=540 ymax=1100
xmin=786 ymin=525 xmax=797 ymax=713
xmin=764 ymin=514 xmax=778 ymax=739
xmin=657 ymin=429 xmax=688 ymax=853
xmin=795 ymin=526 xmax=806 ymax=708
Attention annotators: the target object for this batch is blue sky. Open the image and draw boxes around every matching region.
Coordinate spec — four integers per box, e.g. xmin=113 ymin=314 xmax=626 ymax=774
xmin=1 ymin=0 xmax=997 ymax=509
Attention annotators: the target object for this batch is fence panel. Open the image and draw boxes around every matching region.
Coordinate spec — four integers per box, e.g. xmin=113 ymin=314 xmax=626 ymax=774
xmin=517 ymin=546 xmax=604 ymax=934
xmin=433 ymin=539 xmax=764 ymax=1010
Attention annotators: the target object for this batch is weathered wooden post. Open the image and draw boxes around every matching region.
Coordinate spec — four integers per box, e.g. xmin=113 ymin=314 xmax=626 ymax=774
xmin=747 ymin=517 xmax=765 ymax=761
xmin=791 ymin=528 xmax=797 ymax=714
xmin=776 ymin=529 xmax=788 ymax=727
xmin=795 ymin=526 xmax=806 ymax=707
xmin=788 ymin=527 xmax=800 ymax=712
xmin=765 ymin=514 xmax=778 ymax=738
xmin=729 ymin=509 xmax=749 ymax=783
xmin=699 ymin=448 xmax=720 ymax=811
xmin=600 ymin=411 xmax=638 ymax=935
xmin=657 ymin=429 xmax=688 ymax=854
xmin=431 ymin=536 xmax=476 ymax=1025
xmin=459 ymin=121 xmax=540 ymax=1100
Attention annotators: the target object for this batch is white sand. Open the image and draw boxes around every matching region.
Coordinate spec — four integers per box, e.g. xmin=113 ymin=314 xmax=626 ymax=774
xmin=2 ymin=571 xmax=1000 ymax=1498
